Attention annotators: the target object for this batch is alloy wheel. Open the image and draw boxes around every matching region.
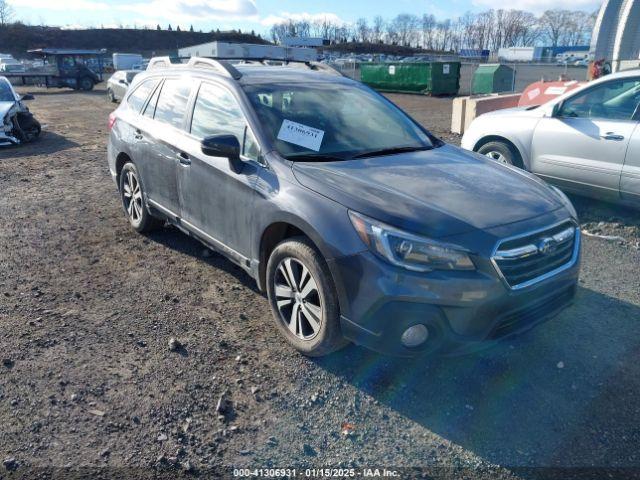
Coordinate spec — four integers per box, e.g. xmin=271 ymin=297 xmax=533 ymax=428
xmin=122 ymin=170 xmax=143 ymax=224
xmin=274 ymin=257 xmax=322 ymax=341
xmin=485 ymin=150 xmax=507 ymax=163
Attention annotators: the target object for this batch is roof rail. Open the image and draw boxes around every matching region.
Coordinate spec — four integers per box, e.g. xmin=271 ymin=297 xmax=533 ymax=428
xmin=146 ymin=56 xmax=183 ymax=70
xmin=187 ymin=57 xmax=242 ymax=80
xmin=146 ymin=56 xmax=345 ymax=80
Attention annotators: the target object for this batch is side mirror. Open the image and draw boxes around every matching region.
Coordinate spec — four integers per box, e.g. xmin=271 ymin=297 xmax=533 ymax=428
xmin=118 ymin=79 xmax=127 ymax=85
xmin=201 ymin=135 xmax=241 ymax=161
xmin=21 ymin=94 xmax=35 ymax=101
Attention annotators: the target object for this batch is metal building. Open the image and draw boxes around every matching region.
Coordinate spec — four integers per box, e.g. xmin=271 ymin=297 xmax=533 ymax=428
xmin=591 ymin=0 xmax=640 ymax=71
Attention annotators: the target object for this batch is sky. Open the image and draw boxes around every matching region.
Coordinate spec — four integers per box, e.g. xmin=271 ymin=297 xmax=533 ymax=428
xmin=10 ymin=0 xmax=602 ymax=33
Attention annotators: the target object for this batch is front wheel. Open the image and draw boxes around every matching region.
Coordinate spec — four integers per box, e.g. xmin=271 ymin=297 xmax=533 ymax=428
xmin=477 ymin=141 xmax=521 ymax=167
xmin=119 ymin=162 xmax=163 ymax=233
xmin=266 ymin=237 xmax=348 ymax=357
xmin=107 ymin=88 xmax=116 ymax=103
xmin=14 ymin=113 xmax=41 ymax=143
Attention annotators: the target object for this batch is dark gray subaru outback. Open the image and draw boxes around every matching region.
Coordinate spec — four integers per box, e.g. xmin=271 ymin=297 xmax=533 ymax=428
xmin=107 ymin=57 xmax=581 ymax=357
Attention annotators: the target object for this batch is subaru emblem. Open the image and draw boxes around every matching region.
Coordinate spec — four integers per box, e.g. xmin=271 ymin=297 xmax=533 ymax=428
xmin=537 ymin=237 xmax=557 ymax=254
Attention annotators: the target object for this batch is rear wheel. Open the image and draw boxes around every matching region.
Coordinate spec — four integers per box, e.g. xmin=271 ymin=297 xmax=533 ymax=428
xmin=266 ymin=237 xmax=348 ymax=357
xmin=477 ymin=141 xmax=521 ymax=167
xmin=119 ymin=162 xmax=163 ymax=233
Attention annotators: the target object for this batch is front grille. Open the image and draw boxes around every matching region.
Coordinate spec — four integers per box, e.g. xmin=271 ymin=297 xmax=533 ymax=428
xmin=492 ymin=221 xmax=579 ymax=289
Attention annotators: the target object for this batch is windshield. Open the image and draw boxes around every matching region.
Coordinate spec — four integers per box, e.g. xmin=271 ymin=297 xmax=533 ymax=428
xmin=0 ymin=79 xmax=15 ymax=102
xmin=243 ymin=82 xmax=435 ymax=160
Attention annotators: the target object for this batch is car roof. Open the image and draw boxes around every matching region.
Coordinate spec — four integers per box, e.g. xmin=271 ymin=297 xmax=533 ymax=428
xmin=142 ymin=57 xmax=352 ymax=88
xmin=234 ymin=65 xmax=354 ymax=86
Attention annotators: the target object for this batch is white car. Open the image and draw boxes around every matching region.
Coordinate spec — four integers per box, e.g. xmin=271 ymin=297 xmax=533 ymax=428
xmin=461 ymin=69 xmax=640 ymax=208
xmin=106 ymin=70 xmax=140 ymax=103
xmin=0 ymin=76 xmax=41 ymax=146
xmin=0 ymin=55 xmax=26 ymax=73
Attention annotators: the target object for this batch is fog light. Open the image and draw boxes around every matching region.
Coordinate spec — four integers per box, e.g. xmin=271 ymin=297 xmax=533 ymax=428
xmin=401 ymin=324 xmax=429 ymax=348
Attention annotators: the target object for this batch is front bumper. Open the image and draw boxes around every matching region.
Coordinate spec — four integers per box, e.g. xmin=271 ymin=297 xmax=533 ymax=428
xmin=328 ymin=217 xmax=581 ymax=357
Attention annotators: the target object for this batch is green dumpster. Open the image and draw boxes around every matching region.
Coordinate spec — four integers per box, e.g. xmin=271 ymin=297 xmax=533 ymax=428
xmin=360 ymin=62 xmax=461 ymax=95
xmin=471 ymin=64 xmax=515 ymax=94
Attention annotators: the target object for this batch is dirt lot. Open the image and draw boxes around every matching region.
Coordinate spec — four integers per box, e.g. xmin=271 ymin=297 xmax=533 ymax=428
xmin=0 ymin=84 xmax=639 ymax=479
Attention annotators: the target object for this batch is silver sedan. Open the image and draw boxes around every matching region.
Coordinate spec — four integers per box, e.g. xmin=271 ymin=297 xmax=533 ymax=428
xmin=461 ymin=69 xmax=640 ymax=208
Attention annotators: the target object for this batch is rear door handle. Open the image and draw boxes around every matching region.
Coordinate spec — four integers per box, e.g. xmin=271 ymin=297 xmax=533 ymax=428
xmin=600 ymin=132 xmax=625 ymax=141
xmin=177 ymin=151 xmax=191 ymax=166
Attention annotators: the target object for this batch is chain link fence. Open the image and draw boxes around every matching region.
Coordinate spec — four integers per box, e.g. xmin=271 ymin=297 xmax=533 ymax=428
xmin=328 ymin=61 xmax=588 ymax=96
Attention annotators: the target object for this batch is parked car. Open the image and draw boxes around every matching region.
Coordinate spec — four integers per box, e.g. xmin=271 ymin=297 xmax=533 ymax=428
xmin=0 ymin=76 xmax=41 ymax=146
xmin=108 ymin=57 xmax=581 ymax=357
xmin=0 ymin=55 xmax=26 ymax=74
xmin=107 ymin=70 xmax=141 ymax=103
xmin=462 ymin=69 xmax=640 ymax=208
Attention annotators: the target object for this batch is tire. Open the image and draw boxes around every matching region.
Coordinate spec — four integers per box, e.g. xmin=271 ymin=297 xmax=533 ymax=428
xmin=79 ymin=77 xmax=94 ymax=91
xmin=107 ymin=88 xmax=117 ymax=103
xmin=266 ymin=237 xmax=348 ymax=357
xmin=14 ymin=113 xmax=41 ymax=143
xmin=477 ymin=141 xmax=521 ymax=168
xmin=119 ymin=162 xmax=163 ymax=233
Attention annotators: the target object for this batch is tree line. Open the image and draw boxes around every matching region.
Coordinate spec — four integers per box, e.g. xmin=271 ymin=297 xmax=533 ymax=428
xmin=270 ymin=9 xmax=597 ymax=51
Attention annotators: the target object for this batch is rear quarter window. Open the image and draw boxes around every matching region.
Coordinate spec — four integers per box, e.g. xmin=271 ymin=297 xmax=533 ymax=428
xmin=126 ymin=79 xmax=157 ymax=113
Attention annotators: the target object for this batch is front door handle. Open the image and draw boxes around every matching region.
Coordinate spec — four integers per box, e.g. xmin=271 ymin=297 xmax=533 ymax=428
xmin=600 ymin=132 xmax=625 ymax=141
xmin=134 ymin=129 xmax=143 ymax=141
xmin=177 ymin=152 xmax=191 ymax=166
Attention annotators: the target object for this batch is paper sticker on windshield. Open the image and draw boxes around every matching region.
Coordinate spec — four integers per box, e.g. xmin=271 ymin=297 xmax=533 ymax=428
xmin=277 ymin=119 xmax=324 ymax=152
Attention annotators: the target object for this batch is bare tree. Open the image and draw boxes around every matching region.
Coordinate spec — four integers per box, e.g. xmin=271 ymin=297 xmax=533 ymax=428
xmin=371 ymin=16 xmax=385 ymax=43
xmin=539 ymin=9 xmax=573 ymax=46
xmin=421 ymin=14 xmax=436 ymax=50
xmin=0 ymin=0 xmax=14 ymax=26
xmin=388 ymin=14 xmax=419 ymax=46
xmin=268 ymin=7 xmax=592 ymax=53
xmin=355 ymin=17 xmax=369 ymax=43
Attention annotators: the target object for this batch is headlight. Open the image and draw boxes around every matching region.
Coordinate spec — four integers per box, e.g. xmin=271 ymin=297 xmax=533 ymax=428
xmin=550 ymin=186 xmax=578 ymax=219
xmin=348 ymin=211 xmax=475 ymax=272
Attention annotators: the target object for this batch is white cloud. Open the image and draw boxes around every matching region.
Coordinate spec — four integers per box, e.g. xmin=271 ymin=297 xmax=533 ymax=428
xmin=260 ymin=12 xmax=347 ymax=27
xmin=120 ymin=0 xmax=259 ymax=23
xmin=9 ymin=0 xmax=109 ymax=10
xmin=11 ymin=0 xmax=259 ymax=23
xmin=471 ymin=0 xmax=600 ymax=14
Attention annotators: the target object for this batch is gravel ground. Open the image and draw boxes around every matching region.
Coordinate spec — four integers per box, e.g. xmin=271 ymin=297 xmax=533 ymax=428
xmin=0 ymin=84 xmax=639 ymax=479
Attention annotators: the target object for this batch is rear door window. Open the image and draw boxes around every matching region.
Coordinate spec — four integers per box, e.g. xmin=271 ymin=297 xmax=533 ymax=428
xmin=153 ymin=78 xmax=193 ymax=130
xmin=126 ymin=79 xmax=157 ymax=113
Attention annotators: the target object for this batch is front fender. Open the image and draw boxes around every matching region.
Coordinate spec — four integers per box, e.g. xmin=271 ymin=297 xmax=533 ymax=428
xmin=463 ymin=114 xmax=540 ymax=170
xmin=251 ymin=162 xmax=366 ymax=292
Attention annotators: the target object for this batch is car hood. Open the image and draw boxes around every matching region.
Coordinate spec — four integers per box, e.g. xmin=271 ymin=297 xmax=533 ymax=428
xmin=292 ymin=144 xmax=563 ymax=238
xmin=0 ymin=101 xmax=16 ymax=118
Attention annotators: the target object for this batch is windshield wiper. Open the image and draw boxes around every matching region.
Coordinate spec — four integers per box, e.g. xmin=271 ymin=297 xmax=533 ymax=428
xmin=284 ymin=153 xmax=347 ymax=162
xmin=350 ymin=145 xmax=432 ymax=160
